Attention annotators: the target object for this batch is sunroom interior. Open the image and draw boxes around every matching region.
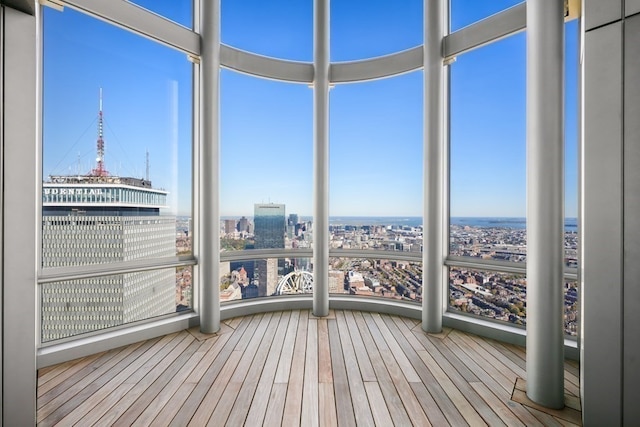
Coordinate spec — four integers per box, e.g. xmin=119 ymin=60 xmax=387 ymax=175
xmin=2 ymin=0 xmax=639 ymax=425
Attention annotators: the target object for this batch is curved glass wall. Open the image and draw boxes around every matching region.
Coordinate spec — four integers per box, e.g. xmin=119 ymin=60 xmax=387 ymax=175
xmin=221 ymin=0 xmax=312 ymax=61
xmin=331 ymin=0 xmax=422 ymax=61
xmin=36 ymin=0 xmax=582 ymax=352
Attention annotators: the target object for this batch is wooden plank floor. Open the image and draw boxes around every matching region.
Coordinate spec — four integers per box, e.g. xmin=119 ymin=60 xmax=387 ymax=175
xmin=37 ymin=310 xmax=581 ymax=426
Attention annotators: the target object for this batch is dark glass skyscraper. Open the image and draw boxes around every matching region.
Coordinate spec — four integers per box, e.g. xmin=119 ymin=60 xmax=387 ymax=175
xmin=253 ymin=203 xmax=285 ymax=297
xmin=254 ymin=203 xmax=286 ymax=249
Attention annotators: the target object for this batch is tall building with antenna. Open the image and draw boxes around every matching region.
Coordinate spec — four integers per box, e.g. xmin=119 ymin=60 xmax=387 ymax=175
xmin=41 ymin=90 xmax=177 ymax=342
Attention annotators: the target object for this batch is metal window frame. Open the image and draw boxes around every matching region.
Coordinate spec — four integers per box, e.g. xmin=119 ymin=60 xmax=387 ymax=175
xmin=1 ymin=6 xmax=4 ymax=423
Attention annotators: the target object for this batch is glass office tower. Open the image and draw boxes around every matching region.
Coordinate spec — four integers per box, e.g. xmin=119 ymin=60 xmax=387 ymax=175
xmin=253 ymin=203 xmax=286 ymax=297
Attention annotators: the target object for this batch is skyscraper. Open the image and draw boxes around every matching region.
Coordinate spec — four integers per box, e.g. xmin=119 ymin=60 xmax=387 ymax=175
xmin=287 ymin=213 xmax=299 ymax=239
xmin=254 ymin=203 xmax=286 ymax=249
xmin=253 ymin=203 xmax=285 ymax=297
xmin=40 ymin=93 xmax=177 ymax=342
xmin=237 ymin=216 xmax=250 ymax=234
xmin=224 ymin=219 xmax=237 ymax=235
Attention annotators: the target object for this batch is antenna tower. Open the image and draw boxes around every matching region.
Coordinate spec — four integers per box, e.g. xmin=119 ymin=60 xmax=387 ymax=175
xmin=91 ymin=88 xmax=109 ymax=177
xmin=146 ymin=150 xmax=150 ymax=181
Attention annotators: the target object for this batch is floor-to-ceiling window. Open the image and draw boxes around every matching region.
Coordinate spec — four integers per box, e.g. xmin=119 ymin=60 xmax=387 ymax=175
xmin=329 ymin=72 xmax=423 ymax=300
xmin=40 ymin=4 xmax=195 ymax=343
xmin=34 ymin=0 xmax=581 ymax=353
xmin=219 ymin=70 xmax=313 ymax=300
xmin=446 ymin=4 xmax=579 ymax=337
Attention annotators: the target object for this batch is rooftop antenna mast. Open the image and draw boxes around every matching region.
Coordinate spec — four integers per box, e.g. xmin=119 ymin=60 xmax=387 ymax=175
xmin=92 ymin=88 xmax=109 ymax=177
xmin=146 ymin=149 xmax=149 ymax=182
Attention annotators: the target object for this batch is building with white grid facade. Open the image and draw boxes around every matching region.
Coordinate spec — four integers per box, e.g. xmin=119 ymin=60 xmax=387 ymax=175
xmin=41 ymin=176 xmax=176 ymax=341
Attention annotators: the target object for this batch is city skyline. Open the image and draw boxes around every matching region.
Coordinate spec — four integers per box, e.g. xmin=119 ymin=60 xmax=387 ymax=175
xmin=43 ymin=1 xmax=578 ymax=218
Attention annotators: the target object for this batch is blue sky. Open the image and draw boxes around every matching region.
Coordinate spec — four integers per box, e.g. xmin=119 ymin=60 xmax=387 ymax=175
xmin=43 ymin=7 xmax=192 ymax=215
xmin=43 ymin=0 xmax=578 ymax=218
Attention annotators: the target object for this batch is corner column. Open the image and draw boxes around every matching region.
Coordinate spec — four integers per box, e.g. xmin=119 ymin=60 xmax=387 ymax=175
xmin=526 ymin=0 xmax=565 ymax=408
xmin=422 ymin=0 xmax=446 ymax=332
xmin=313 ymin=0 xmax=329 ymax=317
xmin=199 ymin=0 xmax=221 ymax=333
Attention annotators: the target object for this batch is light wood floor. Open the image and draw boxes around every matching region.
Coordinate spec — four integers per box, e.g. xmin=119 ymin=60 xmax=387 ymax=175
xmin=37 ymin=310 xmax=582 ymax=426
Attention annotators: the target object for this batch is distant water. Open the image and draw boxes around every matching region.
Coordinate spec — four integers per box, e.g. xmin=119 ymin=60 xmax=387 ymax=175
xmin=329 ymin=216 xmax=423 ymax=227
xmin=224 ymin=215 xmax=578 ymax=231
xmin=451 ymin=217 xmax=578 ymax=232
xmin=329 ymin=216 xmax=578 ymax=232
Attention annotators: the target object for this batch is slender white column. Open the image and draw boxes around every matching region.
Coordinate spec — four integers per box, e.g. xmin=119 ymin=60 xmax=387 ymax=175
xmin=422 ymin=0 xmax=446 ymax=333
xmin=313 ymin=0 xmax=329 ymax=317
xmin=526 ymin=0 xmax=565 ymax=408
xmin=199 ymin=0 xmax=221 ymax=333
xmin=3 ymin=7 xmax=38 ymax=424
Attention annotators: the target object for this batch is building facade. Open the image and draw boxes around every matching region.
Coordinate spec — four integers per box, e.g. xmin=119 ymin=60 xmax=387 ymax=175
xmin=253 ymin=203 xmax=285 ymax=297
xmin=41 ymin=175 xmax=176 ymax=341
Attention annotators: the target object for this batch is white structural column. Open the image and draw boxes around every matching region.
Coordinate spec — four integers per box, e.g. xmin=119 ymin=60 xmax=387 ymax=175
xmin=313 ymin=0 xmax=329 ymax=317
xmin=422 ymin=0 xmax=446 ymax=333
xmin=199 ymin=0 xmax=221 ymax=333
xmin=3 ymin=6 xmax=37 ymax=424
xmin=526 ymin=0 xmax=565 ymax=408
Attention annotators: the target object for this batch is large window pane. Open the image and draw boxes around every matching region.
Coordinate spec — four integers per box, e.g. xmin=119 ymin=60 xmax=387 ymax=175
xmin=41 ymin=266 xmax=192 ymax=342
xmin=449 ymin=267 xmax=578 ymax=336
xmin=565 ymin=20 xmax=579 ymax=268
xmin=450 ymin=267 xmax=527 ymax=327
xmin=330 ymin=257 xmax=422 ymax=302
xmin=42 ymin=9 xmax=193 ymax=343
xmin=450 ymin=0 xmax=524 ymax=32
xmin=220 ymin=258 xmax=312 ymax=301
xmin=43 ymin=8 xmax=193 ymax=269
xmin=220 ymin=70 xmax=312 ymax=257
xmin=449 ymin=33 xmax=526 ymax=262
xmin=331 ymin=0 xmax=422 ymax=61
xmin=330 ymin=72 xmax=423 ymax=245
xmin=222 ymin=0 xmax=312 ymax=61
xmin=450 ymin=24 xmax=578 ymax=267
